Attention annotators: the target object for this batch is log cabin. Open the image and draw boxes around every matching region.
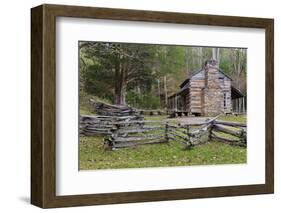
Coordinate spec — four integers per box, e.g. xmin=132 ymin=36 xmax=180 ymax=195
xmin=167 ymin=59 xmax=246 ymax=116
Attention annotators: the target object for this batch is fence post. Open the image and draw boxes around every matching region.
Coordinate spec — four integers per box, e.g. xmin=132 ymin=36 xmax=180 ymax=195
xmin=186 ymin=125 xmax=193 ymax=148
xmin=186 ymin=125 xmax=190 ymax=139
xmin=240 ymin=129 xmax=247 ymax=146
xmin=109 ymin=124 xmax=119 ymax=150
xmin=165 ymin=121 xmax=169 ymax=142
xmin=208 ymin=121 xmax=214 ymax=142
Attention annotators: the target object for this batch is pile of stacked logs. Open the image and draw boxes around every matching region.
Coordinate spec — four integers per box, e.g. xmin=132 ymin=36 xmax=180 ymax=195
xmin=80 ymin=100 xmax=144 ymax=136
xmin=80 ymin=115 xmax=144 ymax=136
xmin=92 ymin=101 xmax=140 ymax=117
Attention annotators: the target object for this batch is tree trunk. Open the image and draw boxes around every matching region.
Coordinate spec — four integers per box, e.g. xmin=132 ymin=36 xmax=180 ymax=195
xmin=185 ymin=47 xmax=189 ymax=75
xmin=236 ymin=49 xmax=242 ymax=90
xmin=114 ymin=81 xmax=122 ymax=105
xmin=115 ymin=79 xmax=127 ymax=105
xmin=212 ymin=48 xmax=220 ymax=65
xmin=120 ymin=84 xmax=127 ymax=105
xmin=114 ymin=60 xmax=127 ymax=105
xmin=164 ymin=76 xmax=168 ymax=108
xmin=157 ymin=79 xmax=161 ymax=107
xmin=232 ymin=49 xmax=243 ymax=91
xmin=197 ymin=47 xmax=203 ymax=69
xmin=114 ymin=62 xmax=121 ymax=104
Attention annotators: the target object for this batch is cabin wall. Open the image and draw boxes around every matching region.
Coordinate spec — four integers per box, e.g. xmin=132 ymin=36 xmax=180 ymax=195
xmin=189 ymin=79 xmax=204 ymax=114
xmin=167 ymin=95 xmax=176 ymax=110
xmin=186 ymin=89 xmax=190 ymax=112
xmin=232 ymin=96 xmax=247 ymax=113
xmin=179 ymin=91 xmax=189 ymax=111
xmin=221 ymin=79 xmax=232 ymax=113
xmin=167 ymin=91 xmax=189 ymax=112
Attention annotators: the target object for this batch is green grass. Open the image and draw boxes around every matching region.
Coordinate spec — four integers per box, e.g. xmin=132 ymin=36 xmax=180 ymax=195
xmin=80 ymin=105 xmax=93 ymax=115
xmin=219 ymin=114 xmax=247 ymax=124
xmin=79 ymin=95 xmax=112 ymax=116
xmin=80 ymin=136 xmax=246 ymax=170
xmin=79 ymin=115 xmax=247 ymax=170
xmin=144 ymin=115 xmax=167 ymax=121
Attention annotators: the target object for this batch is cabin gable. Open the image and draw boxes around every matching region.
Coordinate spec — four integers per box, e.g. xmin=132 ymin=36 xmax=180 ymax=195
xmin=184 ymin=61 xmax=232 ymax=116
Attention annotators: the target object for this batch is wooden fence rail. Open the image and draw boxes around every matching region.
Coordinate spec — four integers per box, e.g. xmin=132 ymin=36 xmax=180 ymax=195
xmin=167 ymin=116 xmax=219 ymax=149
xmin=104 ymin=120 xmax=168 ymax=149
xmin=211 ymin=121 xmax=247 ymax=147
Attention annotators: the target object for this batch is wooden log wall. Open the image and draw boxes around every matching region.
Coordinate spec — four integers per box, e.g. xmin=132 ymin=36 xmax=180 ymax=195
xmin=189 ymin=79 xmax=205 ymax=114
xmin=232 ymin=96 xmax=247 ymax=114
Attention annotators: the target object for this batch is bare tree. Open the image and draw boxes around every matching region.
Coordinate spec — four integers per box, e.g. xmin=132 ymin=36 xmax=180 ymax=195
xmin=197 ymin=47 xmax=203 ymax=68
xmin=212 ymin=48 xmax=220 ymax=65
xmin=231 ymin=48 xmax=246 ymax=90
xmin=163 ymin=76 xmax=168 ymax=107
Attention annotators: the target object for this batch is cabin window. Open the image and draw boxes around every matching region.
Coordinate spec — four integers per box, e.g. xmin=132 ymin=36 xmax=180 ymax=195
xmin=223 ymin=93 xmax=226 ymax=108
xmin=219 ymin=77 xmax=224 ymax=84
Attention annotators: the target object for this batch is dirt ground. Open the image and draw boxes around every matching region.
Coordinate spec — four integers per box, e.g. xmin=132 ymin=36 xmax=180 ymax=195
xmin=168 ymin=116 xmax=212 ymax=125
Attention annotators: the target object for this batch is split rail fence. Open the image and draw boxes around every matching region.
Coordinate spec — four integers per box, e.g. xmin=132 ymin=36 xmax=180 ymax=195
xmin=80 ymin=116 xmax=247 ymax=150
xmin=167 ymin=117 xmax=247 ymax=150
xmin=104 ymin=120 xmax=168 ymax=149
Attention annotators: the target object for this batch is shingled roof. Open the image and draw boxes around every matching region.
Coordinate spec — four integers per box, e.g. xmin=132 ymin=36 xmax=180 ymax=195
xmin=169 ymin=68 xmax=244 ymax=99
xmin=180 ymin=69 xmax=233 ymax=88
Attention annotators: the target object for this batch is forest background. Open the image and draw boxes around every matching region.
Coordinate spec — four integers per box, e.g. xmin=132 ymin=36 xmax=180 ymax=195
xmin=79 ymin=42 xmax=247 ymax=110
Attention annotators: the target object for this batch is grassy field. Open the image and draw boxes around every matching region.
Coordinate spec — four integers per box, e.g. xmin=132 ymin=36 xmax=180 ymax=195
xmin=219 ymin=114 xmax=246 ymax=123
xmin=79 ymin=114 xmax=247 ymax=170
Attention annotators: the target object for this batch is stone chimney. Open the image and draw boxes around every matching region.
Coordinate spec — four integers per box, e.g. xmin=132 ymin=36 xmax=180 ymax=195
xmin=202 ymin=59 xmax=223 ymax=116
